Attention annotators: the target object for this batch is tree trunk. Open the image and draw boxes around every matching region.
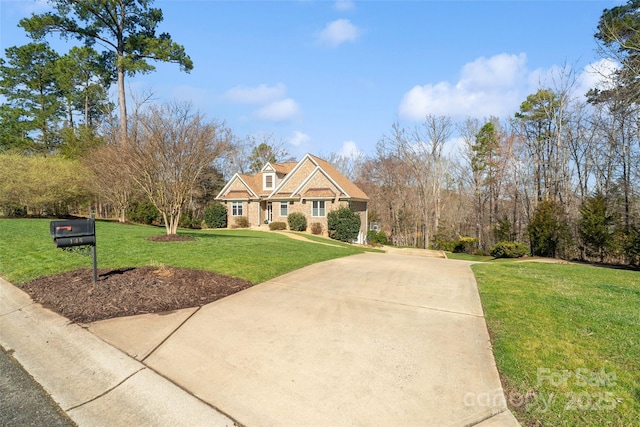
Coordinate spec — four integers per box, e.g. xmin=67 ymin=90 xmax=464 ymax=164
xmin=117 ymin=61 xmax=127 ymax=138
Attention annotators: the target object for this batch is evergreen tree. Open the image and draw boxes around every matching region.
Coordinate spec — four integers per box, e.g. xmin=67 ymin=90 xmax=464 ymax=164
xmin=20 ymin=0 xmax=193 ymax=137
xmin=527 ymin=199 xmax=571 ymax=258
xmin=579 ymin=192 xmax=615 ymax=262
xmin=0 ymin=43 xmax=62 ymax=152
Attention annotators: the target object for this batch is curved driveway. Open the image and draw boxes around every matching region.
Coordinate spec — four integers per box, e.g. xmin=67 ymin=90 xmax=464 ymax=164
xmin=138 ymin=252 xmax=518 ymax=426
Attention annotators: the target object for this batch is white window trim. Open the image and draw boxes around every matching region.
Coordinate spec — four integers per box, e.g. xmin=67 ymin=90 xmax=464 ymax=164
xmin=312 ymin=200 xmax=326 ymax=217
xmin=231 ymin=201 xmax=244 ymax=216
xmin=279 ymin=202 xmax=288 ymax=217
xmin=263 ymin=173 xmax=275 ymax=190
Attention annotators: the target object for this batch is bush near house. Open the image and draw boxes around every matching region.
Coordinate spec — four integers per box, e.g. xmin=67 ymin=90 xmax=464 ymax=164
xmin=269 ymin=221 xmax=287 ymax=231
xmin=310 ymin=222 xmax=323 ymax=235
xmin=367 ymin=230 xmax=388 ymax=245
xmin=203 ymin=203 xmax=227 ymax=228
xmin=327 ymin=206 xmax=361 ymax=242
xmin=233 ymin=216 xmax=249 ymax=228
xmin=288 ymin=212 xmax=307 ymax=231
xmin=490 ymin=241 xmax=528 ymax=258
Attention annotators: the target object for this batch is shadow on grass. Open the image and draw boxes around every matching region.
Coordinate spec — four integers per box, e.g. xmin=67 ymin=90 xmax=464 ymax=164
xmin=571 ymin=259 xmax=640 ymax=272
xmin=177 ymin=230 xmax=267 ymax=239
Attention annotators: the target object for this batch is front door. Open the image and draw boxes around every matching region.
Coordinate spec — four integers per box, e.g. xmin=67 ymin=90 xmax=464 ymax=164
xmin=267 ymin=202 xmax=273 ymax=223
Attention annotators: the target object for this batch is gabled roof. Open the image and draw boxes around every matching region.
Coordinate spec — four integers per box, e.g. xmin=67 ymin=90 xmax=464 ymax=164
xmin=272 ymin=162 xmax=297 ymax=174
xmin=216 ymin=153 xmax=368 ymax=202
xmin=215 ymin=173 xmax=260 ymax=200
xmin=260 ymin=161 xmax=297 ymax=175
xmin=307 ymin=154 xmax=369 ymax=201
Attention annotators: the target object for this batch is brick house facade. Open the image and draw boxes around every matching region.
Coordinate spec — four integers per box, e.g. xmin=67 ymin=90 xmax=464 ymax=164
xmin=215 ymin=154 xmax=369 ymax=243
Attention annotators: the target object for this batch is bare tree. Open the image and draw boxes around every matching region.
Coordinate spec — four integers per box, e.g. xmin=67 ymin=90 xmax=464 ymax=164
xmin=378 ymin=115 xmax=452 ymax=248
xmin=246 ymin=133 xmax=294 ymax=173
xmin=84 ymin=141 xmax=134 ymax=223
xmin=124 ymin=102 xmax=232 ymax=235
xmin=323 ymin=150 xmax=367 ymax=181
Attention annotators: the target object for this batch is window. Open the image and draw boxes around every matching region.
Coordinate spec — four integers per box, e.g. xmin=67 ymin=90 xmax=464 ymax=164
xmin=232 ymin=201 xmax=243 ymax=216
xmin=264 ymin=173 xmax=274 ymax=190
xmin=312 ymin=200 xmax=325 ymax=217
xmin=280 ymin=202 xmax=288 ymax=217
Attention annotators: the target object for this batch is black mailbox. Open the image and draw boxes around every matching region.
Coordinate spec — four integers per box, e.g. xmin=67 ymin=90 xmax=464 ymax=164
xmin=50 ymin=219 xmax=96 ymax=248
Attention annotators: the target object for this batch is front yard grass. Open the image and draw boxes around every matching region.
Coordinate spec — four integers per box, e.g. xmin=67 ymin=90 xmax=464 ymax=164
xmin=0 ymin=219 xmax=370 ymax=284
xmin=473 ymin=262 xmax=640 ymax=426
xmin=445 ymin=252 xmax=495 ymax=262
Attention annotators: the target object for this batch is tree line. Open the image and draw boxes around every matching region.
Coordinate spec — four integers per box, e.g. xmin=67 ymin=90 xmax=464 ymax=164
xmin=1 ymin=0 xmax=639 ymax=265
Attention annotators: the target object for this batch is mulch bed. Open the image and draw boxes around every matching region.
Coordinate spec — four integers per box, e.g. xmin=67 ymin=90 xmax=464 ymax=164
xmin=146 ymin=235 xmax=195 ymax=242
xmin=18 ymin=267 xmax=253 ymax=324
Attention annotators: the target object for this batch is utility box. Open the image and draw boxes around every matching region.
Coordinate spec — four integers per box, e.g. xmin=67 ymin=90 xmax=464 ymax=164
xmin=50 ymin=219 xmax=96 ymax=248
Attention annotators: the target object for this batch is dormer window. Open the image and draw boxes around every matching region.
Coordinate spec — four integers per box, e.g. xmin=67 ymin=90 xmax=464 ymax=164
xmin=264 ymin=173 xmax=274 ymax=190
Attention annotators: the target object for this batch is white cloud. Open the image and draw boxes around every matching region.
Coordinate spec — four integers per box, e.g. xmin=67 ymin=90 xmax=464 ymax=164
xmin=334 ymin=0 xmax=355 ymax=12
xmin=223 ymin=83 xmax=301 ymax=122
xmin=575 ymin=58 xmax=620 ymax=96
xmin=399 ymin=53 xmax=530 ymax=120
xmin=289 ymin=131 xmax=310 ymax=147
xmin=224 ymin=83 xmax=286 ymax=104
xmin=317 ymin=19 xmax=361 ymax=47
xmin=339 ymin=140 xmax=362 ymax=158
xmin=458 ymin=53 xmax=527 ymax=91
xmin=255 ymin=98 xmax=300 ymax=121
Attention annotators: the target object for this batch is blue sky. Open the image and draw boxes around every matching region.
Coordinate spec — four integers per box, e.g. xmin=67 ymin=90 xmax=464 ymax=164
xmin=0 ymin=0 xmax=622 ymax=159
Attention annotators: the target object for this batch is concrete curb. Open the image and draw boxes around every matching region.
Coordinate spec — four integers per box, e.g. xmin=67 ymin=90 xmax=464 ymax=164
xmin=0 ymin=277 xmax=236 ymax=427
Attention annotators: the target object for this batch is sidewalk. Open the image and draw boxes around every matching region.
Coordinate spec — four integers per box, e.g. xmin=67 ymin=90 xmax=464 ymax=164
xmin=0 ymin=277 xmax=236 ymax=427
xmin=1 ymin=253 xmax=520 ymax=426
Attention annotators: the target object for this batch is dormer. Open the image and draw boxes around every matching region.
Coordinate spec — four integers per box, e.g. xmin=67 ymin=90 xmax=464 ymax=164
xmin=261 ymin=163 xmax=276 ymax=191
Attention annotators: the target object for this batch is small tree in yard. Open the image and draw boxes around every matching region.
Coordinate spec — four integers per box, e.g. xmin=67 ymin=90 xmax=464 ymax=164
xmin=124 ymin=102 xmax=232 ymax=235
xmin=579 ymin=192 xmax=615 ymax=263
xmin=328 ymin=206 xmax=361 ymax=242
xmin=528 ymin=199 xmax=571 ymax=258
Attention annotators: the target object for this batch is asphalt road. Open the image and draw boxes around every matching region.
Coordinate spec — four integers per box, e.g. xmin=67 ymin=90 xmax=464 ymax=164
xmin=0 ymin=345 xmax=75 ymax=427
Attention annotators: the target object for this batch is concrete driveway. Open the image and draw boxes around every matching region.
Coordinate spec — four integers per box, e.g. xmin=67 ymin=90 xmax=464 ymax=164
xmin=92 ymin=252 xmax=517 ymax=426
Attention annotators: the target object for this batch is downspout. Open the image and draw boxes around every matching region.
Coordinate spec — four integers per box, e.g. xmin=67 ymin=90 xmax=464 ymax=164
xmin=364 ymin=202 xmax=368 ymax=244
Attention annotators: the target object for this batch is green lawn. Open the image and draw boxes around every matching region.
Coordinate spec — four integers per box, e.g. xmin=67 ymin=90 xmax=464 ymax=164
xmin=473 ymin=261 xmax=640 ymax=426
xmin=0 ymin=219 xmax=371 ymax=284
xmin=445 ymin=252 xmax=495 ymax=262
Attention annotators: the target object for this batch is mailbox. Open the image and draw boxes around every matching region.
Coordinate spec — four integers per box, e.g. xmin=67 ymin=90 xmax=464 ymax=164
xmin=50 ymin=219 xmax=96 ymax=248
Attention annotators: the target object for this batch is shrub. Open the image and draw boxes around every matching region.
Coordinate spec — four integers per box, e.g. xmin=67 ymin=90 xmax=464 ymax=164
xmin=269 ymin=221 xmax=287 ymax=231
xmin=367 ymin=230 xmax=388 ymax=245
xmin=490 ymin=241 xmax=529 ymax=258
xmin=179 ymin=208 xmax=202 ymax=229
xmin=127 ymin=201 xmax=159 ymax=225
xmin=203 ymin=203 xmax=227 ymax=228
xmin=327 ymin=206 xmax=361 ymax=242
xmin=2 ymin=205 xmax=27 ymax=217
xmin=233 ymin=216 xmax=249 ymax=228
xmin=310 ymin=222 xmax=323 ymax=235
xmin=288 ymin=212 xmax=307 ymax=231
xmin=453 ymin=236 xmax=478 ymax=254
xmin=432 ymin=238 xmax=456 ymax=252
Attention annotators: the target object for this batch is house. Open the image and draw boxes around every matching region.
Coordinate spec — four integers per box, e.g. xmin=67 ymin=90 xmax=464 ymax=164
xmin=215 ymin=153 xmax=369 ymax=243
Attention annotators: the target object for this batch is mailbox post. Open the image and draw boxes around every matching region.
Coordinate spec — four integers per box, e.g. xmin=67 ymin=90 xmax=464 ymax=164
xmin=50 ymin=213 xmax=98 ymax=283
